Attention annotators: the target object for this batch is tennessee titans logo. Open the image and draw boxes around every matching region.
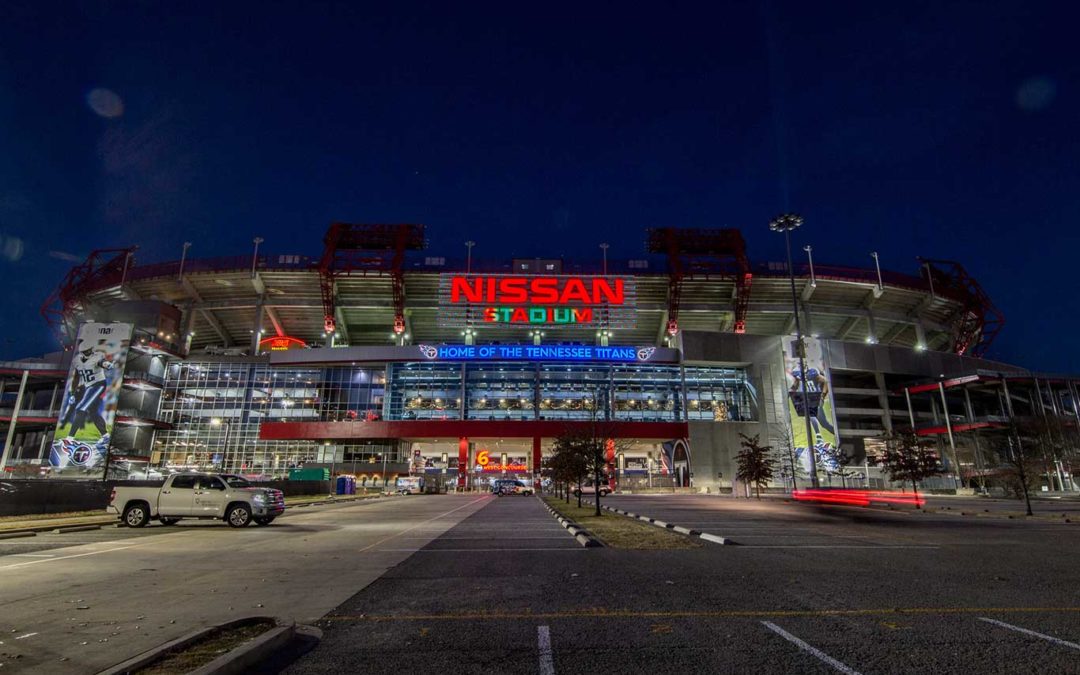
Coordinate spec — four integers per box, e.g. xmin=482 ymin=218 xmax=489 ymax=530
xmin=49 ymin=438 xmax=100 ymax=468
xmin=636 ymin=347 xmax=656 ymax=361
xmin=418 ymin=344 xmax=438 ymax=359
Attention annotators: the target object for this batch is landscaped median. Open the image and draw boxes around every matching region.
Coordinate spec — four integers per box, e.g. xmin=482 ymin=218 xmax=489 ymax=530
xmin=542 ymin=496 xmax=701 ymax=549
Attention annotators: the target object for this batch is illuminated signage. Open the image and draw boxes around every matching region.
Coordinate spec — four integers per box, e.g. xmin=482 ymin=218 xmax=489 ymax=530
xmin=259 ymin=336 xmax=307 ymax=352
xmin=438 ymin=274 xmax=637 ymax=329
xmin=419 ymin=344 xmax=657 ymax=363
xmin=475 ymin=450 xmax=527 ymax=472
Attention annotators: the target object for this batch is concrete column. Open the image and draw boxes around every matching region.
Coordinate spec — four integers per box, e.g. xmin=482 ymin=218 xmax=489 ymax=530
xmin=457 ymin=437 xmax=469 ymax=490
xmin=963 ymin=387 xmax=987 ymax=492
xmin=874 ymin=372 xmax=893 ymax=433
xmin=532 ymin=436 xmax=542 ymax=490
xmin=0 ymin=370 xmax=30 ymax=471
xmin=866 ymin=311 xmax=878 ymax=344
xmin=250 ymin=295 xmax=266 ymax=354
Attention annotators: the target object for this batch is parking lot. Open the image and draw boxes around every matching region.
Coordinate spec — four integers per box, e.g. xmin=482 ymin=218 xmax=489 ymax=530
xmin=282 ymin=494 xmax=1080 ymax=674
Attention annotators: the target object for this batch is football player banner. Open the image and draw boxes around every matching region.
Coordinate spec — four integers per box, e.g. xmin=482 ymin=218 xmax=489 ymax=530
xmin=50 ymin=323 xmax=132 ymax=473
xmin=781 ymin=336 xmax=840 ymax=476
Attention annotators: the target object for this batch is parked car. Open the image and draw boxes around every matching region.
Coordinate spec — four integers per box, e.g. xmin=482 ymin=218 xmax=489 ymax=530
xmin=572 ymin=482 xmax=611 ymax=497
xmin=108 ymin=473 xmax=285 ymax=528
xmin=491 ymin=479 xmax=534 ymax=496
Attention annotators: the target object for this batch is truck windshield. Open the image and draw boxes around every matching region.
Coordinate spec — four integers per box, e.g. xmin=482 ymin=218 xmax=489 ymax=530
xmin=222 ymin=476 xmax=251 ymax=488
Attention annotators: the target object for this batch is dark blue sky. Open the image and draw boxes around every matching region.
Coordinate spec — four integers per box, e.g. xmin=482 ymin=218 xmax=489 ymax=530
xmin=0 ymin=1 xmax=1075 ymax=370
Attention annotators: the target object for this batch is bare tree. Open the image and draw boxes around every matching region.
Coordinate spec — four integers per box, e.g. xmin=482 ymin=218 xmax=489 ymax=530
xmin=820 ymin=444 xmax=857 ymax=488
xmin=879 ymin=431 xmax=944 ymax=509
xmin=736 ymin=434 xmax=776 ymax=499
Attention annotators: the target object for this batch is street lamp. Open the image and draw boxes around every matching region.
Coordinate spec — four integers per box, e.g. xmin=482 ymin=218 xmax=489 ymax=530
xmin=178 ymin=242 xmax=192 ymax=281
xmin=210 ymin=418 xmax=230 ymax=471
xmin=769 ymin=213 xmax=819 ymax=488
xmin=600 ymin=243 xmax=610 ymax=275
xmin=251 ymin=237 xmax=264 ymax=278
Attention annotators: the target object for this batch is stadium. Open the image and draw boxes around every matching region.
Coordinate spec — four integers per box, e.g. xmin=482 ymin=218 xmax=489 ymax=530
xmin=1 ymin=223 xmax=1076 ymax=494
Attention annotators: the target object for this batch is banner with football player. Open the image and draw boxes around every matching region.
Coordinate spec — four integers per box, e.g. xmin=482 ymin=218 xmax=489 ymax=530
xmin=781 ymin=336 xmax=840 ymax=477
xmin=50 ymin=322 xmax=132 ymax=474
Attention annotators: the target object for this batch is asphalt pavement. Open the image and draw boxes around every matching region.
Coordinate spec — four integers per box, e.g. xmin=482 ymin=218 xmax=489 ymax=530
xmin=281 ymin=493 xmax=1080 ymax=675
xmin=0 ymin=494 xmax=489 ymax=673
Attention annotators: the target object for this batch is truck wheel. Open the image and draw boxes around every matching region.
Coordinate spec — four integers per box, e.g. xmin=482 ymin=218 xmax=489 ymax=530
xmin=226 ymin=504 xmax=252 ymax=528
xmin=159 ymin=518 xmax=180 ymax=526
xmin=254 ymin=516 xmax=275 ymax=526
xmin=123 ymin=503 xmax=150 ymax=528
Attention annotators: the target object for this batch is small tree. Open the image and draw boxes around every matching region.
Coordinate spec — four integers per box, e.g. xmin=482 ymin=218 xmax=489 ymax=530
xmin=997 ymin=416 xmax=1061 ymax=516
xmin=879 ymin=431 xmax=944 ymax=509
xmin=736 ymin=434 xmax=776 ymax=499
xmin=547 ymin=437 xmax=589 ymax=507
xmin=820 ymin=445 xmax=857 ymax=488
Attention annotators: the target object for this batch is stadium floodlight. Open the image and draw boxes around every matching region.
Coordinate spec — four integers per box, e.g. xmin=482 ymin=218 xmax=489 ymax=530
xmin=769 ymin=212 xmax=819 ymax=488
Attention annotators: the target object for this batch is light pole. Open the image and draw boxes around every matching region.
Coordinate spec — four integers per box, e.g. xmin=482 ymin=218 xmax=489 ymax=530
xmin=870 ymin=251 xmax=883 ymax=291
xmin=251 ymin=237 xmax=264 ymax=278
xmin=803 ymin=245 xmax=816 ymax=286
xmin=465 ymin=241 xmax=475 ymax=274
xmin=769 ymin=213 xmax=819 ymax=488
xmin=178 ymin=242 xmax=192 ymax=281
xmin=210 ymin=418 xmax=230 ymax=471
xmin=600 ymin=243 xmax=609 ymax=275
xmin=380 ymin=450 xmax=389 ymax=493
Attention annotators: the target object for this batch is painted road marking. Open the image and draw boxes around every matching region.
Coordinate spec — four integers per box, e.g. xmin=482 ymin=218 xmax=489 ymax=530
xmin=761 ymin=621 xmax=863 ymax=675
xmin=322 ymin=606 xmax=1080 ymax=622
xmin=537 ymin=625 xmax=555 ymax=675
xmin=739 ymin=545 xmax=938 ymax=549
xmin=0 ymin=543 xmax=150 ymax=570
xmin=14 ymin=632 xmax=38 ymax=640
xmin=978 ymin=617 xmax=1080 ymax=651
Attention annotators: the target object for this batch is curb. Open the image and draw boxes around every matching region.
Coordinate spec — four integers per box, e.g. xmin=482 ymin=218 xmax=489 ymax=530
xmin=539 ymin=500 xmax=602 ymax=548
xmin=98 ymin=616 xmax=295 ymax=675
xmin=0 ymin=517 xmax=116 ymax=535
xmin=0 ymin=531 xmax=36 ymax=540
xmin=49 ymin=524 xmax=102 ymax=534
xmin=584 ymin=500 xmax=737 ymax=546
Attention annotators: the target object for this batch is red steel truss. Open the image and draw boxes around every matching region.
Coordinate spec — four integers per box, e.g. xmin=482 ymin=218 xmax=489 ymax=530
xmin=921 ymin=259 xmax=1004 ymax=358
xmin=646 ymin=228 xmax=753 ymax=335
xmin=318 ymin=223 xmax=426 ymax=336
xmin=40 ymin=247 xmax=138 ymax=345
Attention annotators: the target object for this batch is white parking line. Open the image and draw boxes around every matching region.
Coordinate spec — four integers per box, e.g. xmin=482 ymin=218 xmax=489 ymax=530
xmin=384 ymin=548 xmax=585 ymax=552
xmin=761 ymin=621 xmax=863 ymax=675
xmin=0 ymin=543 xmax=149 ymax=570
xmin=978 ymin=617 xmax=1080 ymax=651
xmin=538 ymin=625 xmax=555 ymax=675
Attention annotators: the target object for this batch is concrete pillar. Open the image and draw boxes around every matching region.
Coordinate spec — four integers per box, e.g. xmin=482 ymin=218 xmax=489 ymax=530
xmin=0 ymin=370 xmax=30 ymax=471
xmin=914 ymin=322 xmax=928 ymax=350
xmin=866 ymin=311 xmax=878 ymax=344
xmin=457 ymin=436 xmax=469 ymax=490
xmin=250 ymin=295 xmax=265 ymax=354
xmin=532 ymin=436 xmax=542 ymax=490
xmin=874 ymin=372 xmax=893 ymax=433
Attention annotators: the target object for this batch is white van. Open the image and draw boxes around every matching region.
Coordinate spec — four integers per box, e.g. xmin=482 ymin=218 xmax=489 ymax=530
xmin=396 ymin=476 xmax=425 ymax=495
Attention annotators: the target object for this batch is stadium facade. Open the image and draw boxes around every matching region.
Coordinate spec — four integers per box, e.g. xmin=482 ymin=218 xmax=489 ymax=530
xmin=2 ymin=224 xmax=1077 ymax=493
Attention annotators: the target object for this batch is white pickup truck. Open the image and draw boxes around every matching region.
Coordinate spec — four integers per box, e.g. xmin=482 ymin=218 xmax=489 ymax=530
xmin=109 ymin=473 xmax=286 ymax=528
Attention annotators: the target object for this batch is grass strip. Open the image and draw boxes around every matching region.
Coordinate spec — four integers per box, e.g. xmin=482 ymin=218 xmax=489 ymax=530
xmin=134 ymin=619 xmax=276 ymax=674
xmin=544 ymin=496 xmax=701 ymax=550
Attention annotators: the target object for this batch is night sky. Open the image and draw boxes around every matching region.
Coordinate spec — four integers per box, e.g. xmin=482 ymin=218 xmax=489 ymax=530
xmin=0 ymin=2 xmax=1075 ymax=370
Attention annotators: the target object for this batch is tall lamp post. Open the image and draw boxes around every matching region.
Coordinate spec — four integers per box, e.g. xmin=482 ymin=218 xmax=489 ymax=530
xmin=465 ymin=241 xmax=475 ymax=274
xmin=769 ymin=213 xmax=819 ymax=488
xmin=251 ymin=237 xmax=264 ymax=278
xmin=599 ymin=243 xmax=609 ymax=275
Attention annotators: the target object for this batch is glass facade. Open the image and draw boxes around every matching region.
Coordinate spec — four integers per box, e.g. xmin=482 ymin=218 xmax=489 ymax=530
xmin=152 ymin=359 xmax=756 ymax=474
xmin=155 ymin=362 xmax=395 ymax=475
xmin=386 ymin=362 xmax=756 ymax=422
